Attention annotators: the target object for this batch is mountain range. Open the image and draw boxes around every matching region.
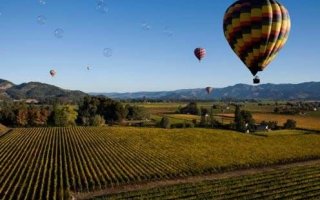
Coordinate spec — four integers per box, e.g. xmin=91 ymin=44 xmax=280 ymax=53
xmin=1 ymin=79 xmax=319 ymax=101
xmin=94 ymin=82 xmax=320 ymax=101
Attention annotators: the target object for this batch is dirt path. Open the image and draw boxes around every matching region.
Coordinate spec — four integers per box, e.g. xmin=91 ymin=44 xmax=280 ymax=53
xmin=72 ymin=159 xmax=320 ymax=200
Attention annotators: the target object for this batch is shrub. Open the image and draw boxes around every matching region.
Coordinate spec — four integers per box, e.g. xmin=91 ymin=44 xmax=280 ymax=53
xmin=192 ymin=119 xmax=197 ymax=126
xmin=179 ymin=102 xmax=200 ymax=115
xmin=160 ymin=117 xmax=171 ymax=129
xmin=261 ymin=120 xmax=279 ymax=130
xmin=90 ymin=115 xmax=105 ymax=126
xmin=187 ymin=122 xmax=195 ymax=128
xmin=284 ymin=119 xmax=297 ymax=129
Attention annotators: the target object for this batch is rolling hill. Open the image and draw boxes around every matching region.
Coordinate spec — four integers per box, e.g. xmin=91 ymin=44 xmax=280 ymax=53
xmin=0 ymin=79 xmax=88 ymax=102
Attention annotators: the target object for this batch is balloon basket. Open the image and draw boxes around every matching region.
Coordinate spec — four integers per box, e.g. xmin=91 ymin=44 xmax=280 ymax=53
xmin=253 ymin=77 xmax=260 ymax=84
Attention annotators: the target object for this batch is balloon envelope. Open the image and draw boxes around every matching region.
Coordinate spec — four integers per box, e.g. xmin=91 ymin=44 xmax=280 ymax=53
xmin=223 ymin=0 xmax=291 ymax=76
xmin=194 ymin=48 xmax=206 ymax=62
xmin=205 ymin=87 xmax=214 ymax=94
xmin=50 ymin=70 xmax=56 ymax=77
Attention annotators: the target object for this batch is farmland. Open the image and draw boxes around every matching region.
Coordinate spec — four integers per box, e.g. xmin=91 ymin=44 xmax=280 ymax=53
xmin=253 ymin=113 xmax=320 ymax=131
xmin=217 ymin=113 xmax=320 ymax=131
xmin=91 ymin=161 xmax=320 ymax=200
xmin=140 ymin=102 xmax=320 ymax=131
xmin=1 ymin=127 xmax=320 ymax=199
xmin=0 ymin=124 xmax=8 ymax=137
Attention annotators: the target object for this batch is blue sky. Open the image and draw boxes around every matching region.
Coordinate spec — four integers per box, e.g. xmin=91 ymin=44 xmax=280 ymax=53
xmin=0 ymin=0 xmax=319 ymax=92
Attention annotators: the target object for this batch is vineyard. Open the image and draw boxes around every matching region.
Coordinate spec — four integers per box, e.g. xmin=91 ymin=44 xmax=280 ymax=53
xmin=0 ymin=127 xmax=320 ymax=199
xmin=93 ymin=163 xmax=320 ymax=200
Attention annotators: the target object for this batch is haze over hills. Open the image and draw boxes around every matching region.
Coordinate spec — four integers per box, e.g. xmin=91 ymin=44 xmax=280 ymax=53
xmin=0 ymin=79 xmax=87 ymax=102
xmin=1 ymin=79 xmax=320 ymax=101
xmin=93 ymin=82 xmax=320 ymax=101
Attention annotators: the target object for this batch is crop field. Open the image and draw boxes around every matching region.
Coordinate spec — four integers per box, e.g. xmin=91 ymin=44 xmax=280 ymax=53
xmin=160 ymin=114 xmax=234 ymax=125
xmin=0 ymin=123 xmax=8 ymax=133
xmin=134 ymin=103 xmax=184 ymax=114
xmin=136 ymin=102 xmax=277 ymax=114
xmin=93 ymin=163 xmax=320 ymax=200
xmin=253 ymin=113 xmax=320 ymax=131
xmin=217 ymin=113 xmax=320 ymax=131
xmin=0 ymin=127 xmax=320 ymax=199
xmin=140 ymin=102 xmax=281 ymax=125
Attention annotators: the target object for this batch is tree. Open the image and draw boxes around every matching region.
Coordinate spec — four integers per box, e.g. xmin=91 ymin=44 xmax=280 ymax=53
xmin=234 ymin=105 xmax=255 ymax=133
xmin=241 ymin=110 xmax=255 ymax=132
xmin=126 ymin=105 xmax=150 ymax=120
xmin=160 ymin=117 xmax=171 ymax=129
xmin=52 ymin=105 xmax=78 ymax=127
xmin=65 ymin=105 xmax=78 ymax=126
xmin=261 ymin=120 xmax=279 ymax=130
xmin=77 ymin=96 xmax=99 ymax=125
xmin=179 ymin=102 xmax=200 ymax=115
xmin=90 ymin=115 xmax=105 ymax=126
xmin=28 ymin=107 xmax=43 ymax=126
xmin=77 ymin=96 xmax=128 ymax=125
xmin=113 ymin=102 xmax=128 ymax=122
xmin=0 ymin=107 xmax=15 ymax=126
xmin=284 ymin=119 xmax=297 ymax=129
xmin=234 ymin=105 xmax=245 ymax=132
xmin=15 ymin=108 xmax=28 ymax=127
xmin=234 ymin=105 xmax=241 ymax=124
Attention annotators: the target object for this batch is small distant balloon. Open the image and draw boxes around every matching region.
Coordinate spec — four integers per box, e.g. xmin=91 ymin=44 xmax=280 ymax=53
xmin=37 ymin=15 xmax=46 ymax=25
xmin=205 ymin=87 xmax=214 ymax=94
xmin=50 ymin=69 xmax=56 ymax=77
xmin=163 ymin=26 xmax=174 ymax=37
xmin=54 ymin=28 xmax=64 ymax=39
xmin=96 ymin=0 xmax=108 ymax=14
xmin=165 ymin=31 xmax=173 ymax=37
xmin=141 ymin=22 xmax=151 ymax=31
xmin=194 ymin=48 xmax=206 ymax=62
xmin=39 ymin=0 xmax=46 ymax=5
xmin=103 ymin=48 xmax=113 ymax=57
xmin=87 ymin=66 xmax=91 ymax=70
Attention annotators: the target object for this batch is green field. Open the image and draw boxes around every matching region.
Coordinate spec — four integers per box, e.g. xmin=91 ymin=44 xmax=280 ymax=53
xmin=0 ymin=127 xmax=320 ymax=199
xmin=93 ymin=163 xmax=320 ymax=200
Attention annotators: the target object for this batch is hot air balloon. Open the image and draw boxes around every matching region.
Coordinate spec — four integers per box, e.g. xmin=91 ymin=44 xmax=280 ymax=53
xmin=205 ymin=87 xmax=214 ymax=94
xmin=50 ymin=69 xmax=56 ymax=77
xmin=194 ymin=48 xmax=206 ymax=62
xmin=223 ymin=0 xmax=291 ymax=84
xmin=87 ymin=66 xmax=91 ymax=70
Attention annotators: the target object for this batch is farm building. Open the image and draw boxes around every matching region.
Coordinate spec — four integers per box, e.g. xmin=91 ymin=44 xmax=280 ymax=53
xmin=255 ymin=124 xmax=270 ymax=132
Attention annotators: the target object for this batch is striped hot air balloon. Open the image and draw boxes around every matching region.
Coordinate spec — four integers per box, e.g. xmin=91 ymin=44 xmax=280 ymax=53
xmin=194 ymin=48 xmax=206 ymax=62
xmin=223 ymin=0 xmax=291 ymax=84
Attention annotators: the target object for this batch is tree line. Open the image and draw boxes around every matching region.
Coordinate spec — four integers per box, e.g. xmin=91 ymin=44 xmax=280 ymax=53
xmin=0 ymin=96 xmax=149 ymax=127
xmin=169 ymin=102 xmax=297 ymax=132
